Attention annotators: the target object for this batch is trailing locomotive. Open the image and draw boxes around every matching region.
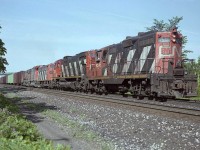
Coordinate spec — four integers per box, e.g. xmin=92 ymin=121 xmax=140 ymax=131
xmin=0 ymin=27 xmax=197 ymax=101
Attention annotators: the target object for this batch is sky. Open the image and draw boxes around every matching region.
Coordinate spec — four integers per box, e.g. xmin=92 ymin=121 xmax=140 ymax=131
xmin=0 ymin=0 xmax=200 ymax=72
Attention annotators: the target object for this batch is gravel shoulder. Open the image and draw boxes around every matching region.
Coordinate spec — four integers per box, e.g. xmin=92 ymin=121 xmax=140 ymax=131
xmin=1 ymin=87 xmax=111 ymax=150
xmin=1 ymin=86 xmax=200 ymax=150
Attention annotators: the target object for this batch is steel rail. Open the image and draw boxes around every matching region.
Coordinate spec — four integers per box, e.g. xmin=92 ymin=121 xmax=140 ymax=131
xmin=30 ymin=88 xmax=200 ymax=117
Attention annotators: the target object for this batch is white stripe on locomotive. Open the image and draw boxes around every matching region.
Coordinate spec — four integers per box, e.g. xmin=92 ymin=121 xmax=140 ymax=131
xmin=112 ymin=55 xmax=118 ymax=74
xmin=150 ymin=59 xmax=155 ymax=73
xmin=65 ymin=66 xmax=69 ymax=77
xmin=69 ymin=63 xmax=74 ymax=76
xmin=122 ymin=49 xmax=135 ymax=74
xmin=135 ymin=45 xmax=151 ymax=73
xmin=103 ymin=68 xmax=107 ymax=76
xmin=74 ymin=62 xmax=78 ymax=76
xmin=108 ymin=54 xmax=112 ymax=64
xmin=79 ymin=60 xmax=83 ymax=75
xmin=61 ymin=65 xmax=65 ymax=77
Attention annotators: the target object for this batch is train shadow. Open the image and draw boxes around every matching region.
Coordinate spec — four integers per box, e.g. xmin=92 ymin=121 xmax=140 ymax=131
xmin=7 ymin=96 xmax=58 ymax=123
xmin=0 ymin=86 xmax=58 ymax=123
xmin=0 ymin=85 xmax=27 ymax=94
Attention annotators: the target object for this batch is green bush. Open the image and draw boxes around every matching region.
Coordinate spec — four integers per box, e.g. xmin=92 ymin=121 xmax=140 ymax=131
xmin=0 ymin=94 xmax=19 ymax=113
xmin=0 ymin=94 xmax=70 ymax=150
xmin=0 ymin=110 xmax=41 ymax=141
xmin=198 ymin=82 xmax=200 ymax=96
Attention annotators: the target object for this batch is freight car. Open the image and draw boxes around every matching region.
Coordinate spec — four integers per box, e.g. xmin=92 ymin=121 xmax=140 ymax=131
xmin=0 ymin=75 xmax=6 ymax=84
xmin=13 ymin=71 xmax=24 ymax=85
xmin=7 ymin=73 xmax=14 ymax=84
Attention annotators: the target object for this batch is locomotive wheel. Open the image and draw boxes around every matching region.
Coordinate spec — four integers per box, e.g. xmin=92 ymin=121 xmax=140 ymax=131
xmin=132 ymin=95 xmax=137 ymax=98
xmin=154 ymin=97 xmax=159 ymax=101
xmin=89 ymin=90 xmax=94 ymax=94
xmin=137 ymin=95 xmax=144 ymax=100
xmin=159 ymin=98 xmax=167 ymax=102
xmin=155 ymin=97 xmax=167 ymax=102
xmin=122 ymin=94 xmax=128 ymax=97
xmin=148 ymin=96 xmax=153 ymax=100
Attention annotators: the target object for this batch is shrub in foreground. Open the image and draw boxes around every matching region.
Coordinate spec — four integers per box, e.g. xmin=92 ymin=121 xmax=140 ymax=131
xmin=0 ymin=94 xmax=70 ymax=150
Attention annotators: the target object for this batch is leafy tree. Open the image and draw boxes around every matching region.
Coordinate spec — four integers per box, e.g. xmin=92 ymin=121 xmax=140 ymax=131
xmin=0 ymin=25 xmax=8 ymax=73
xmin=146 ymin=16 xmax=192 ymax=58
xmin=186 ymin=57 xmax=200 ymax=95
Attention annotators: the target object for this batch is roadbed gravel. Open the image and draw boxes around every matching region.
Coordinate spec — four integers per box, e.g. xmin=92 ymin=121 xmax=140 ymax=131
xmin=2 ymin=87 xmax=200 ymax=150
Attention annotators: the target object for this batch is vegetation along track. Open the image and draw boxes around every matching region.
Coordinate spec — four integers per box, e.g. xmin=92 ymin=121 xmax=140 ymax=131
xmin=25 ymin=87 xmax=200 ymax=117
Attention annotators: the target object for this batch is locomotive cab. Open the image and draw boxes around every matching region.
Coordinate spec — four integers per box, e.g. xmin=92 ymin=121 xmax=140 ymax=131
xmin=152 ymin=28 xmax=197 ymax=98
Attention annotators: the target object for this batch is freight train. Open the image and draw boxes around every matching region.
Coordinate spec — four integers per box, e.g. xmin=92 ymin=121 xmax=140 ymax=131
xmin=0 ymin=27 xmax=197 ymax=101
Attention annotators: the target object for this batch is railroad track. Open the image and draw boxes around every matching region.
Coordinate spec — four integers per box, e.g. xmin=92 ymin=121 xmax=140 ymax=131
xmin=1 ymin=85 xmax=200 ymax=117
xmin=28 ymin=87 xmax=200 ymax=117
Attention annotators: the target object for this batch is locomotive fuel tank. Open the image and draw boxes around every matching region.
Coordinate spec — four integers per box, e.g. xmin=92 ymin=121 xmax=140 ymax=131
xmin=59 ymin=80 xmax=75 ymax=90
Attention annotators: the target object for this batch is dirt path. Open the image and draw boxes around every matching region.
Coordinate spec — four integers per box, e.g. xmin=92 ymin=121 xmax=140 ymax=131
xmin=18 ymin=98 xmax=103 ymax=150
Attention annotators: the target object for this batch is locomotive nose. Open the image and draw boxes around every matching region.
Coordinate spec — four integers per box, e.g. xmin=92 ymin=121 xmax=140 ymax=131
xmin=172 ymin=79 xmax=197 ymax=98
xmin=173 ymin=80 xmax=184 ymax=89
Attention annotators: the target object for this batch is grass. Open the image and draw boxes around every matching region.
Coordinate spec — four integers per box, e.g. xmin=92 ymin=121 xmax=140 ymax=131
xmin=21 ymin=98 xmax=115 ymax=149
xmin=43 ymin=110 xmax=98 ymax=140
xmin=190 ymin=96 xmax=200 ymax=100
xmin=0 ymin=93 xmax=70 ymax=150
xmin=42 ymin=109 xmax=114 ymax=149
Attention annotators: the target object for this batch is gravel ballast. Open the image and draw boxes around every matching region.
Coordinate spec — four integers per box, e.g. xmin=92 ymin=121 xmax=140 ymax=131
xmin=12 ymin=90 xmax=200 ymax=150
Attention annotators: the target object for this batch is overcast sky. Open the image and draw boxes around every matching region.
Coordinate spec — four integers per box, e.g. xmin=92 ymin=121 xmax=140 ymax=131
xmin=0 ymin=0 xmax=200 ymax=72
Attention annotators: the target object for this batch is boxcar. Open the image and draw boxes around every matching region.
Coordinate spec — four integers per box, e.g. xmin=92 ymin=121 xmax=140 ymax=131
xmin=7 ymin=74 xmax=14 ymax=84
xmin=0 ymin=76 xmax=6 ymax=84
xmin=14 ymin=71 xmax=24 ymax=85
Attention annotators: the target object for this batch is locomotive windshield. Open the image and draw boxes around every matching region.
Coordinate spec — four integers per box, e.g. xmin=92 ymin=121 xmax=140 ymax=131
xmin=158 ymin=37 xmax=170 ymax=43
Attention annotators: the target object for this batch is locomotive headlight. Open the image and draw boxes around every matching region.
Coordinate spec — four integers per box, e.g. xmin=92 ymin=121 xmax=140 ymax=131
xmin=172 ymin=39 xmax=176 ymax=42
xmin=172 ymin=35 xmax=176 ymax=38
xmin=185 ymin=71 xmax=188 ymax=75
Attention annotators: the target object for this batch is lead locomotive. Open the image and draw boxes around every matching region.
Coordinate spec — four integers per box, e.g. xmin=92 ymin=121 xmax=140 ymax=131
xmin=58 ymin=27 xmax=197 ymax=100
